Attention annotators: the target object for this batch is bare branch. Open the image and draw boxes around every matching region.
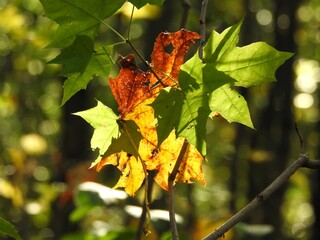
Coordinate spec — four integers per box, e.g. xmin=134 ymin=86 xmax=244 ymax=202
xmin=180 ymin=0 xmax=191 ymax=29
xmin=294 ymin=122 xmax=304 ymax=152
xmin=303 ymin=159 xmax=320 ymax=169
xmin=199 ymin=0 xmax=208 ymax=61
xmin=136 ymin=172 xmax=155 ymax=239
xmin=168 ymin=139 xmax=189 ymax=240
xmin=202 ymin=154 xmax=320 ymax=240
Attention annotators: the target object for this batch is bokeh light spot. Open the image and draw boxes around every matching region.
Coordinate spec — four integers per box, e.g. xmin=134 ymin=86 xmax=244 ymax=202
xmin=256 ymin=9 xmax=273 ymax=26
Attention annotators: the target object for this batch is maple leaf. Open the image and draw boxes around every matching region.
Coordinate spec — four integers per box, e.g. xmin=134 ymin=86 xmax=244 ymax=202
xmin=40 ymin=0 xmax=126 ymax=47
xmin=97 ymin=30 xmax=206 ymax=195
xmin=204 ymin=20 xmax=293 ymax=127
xmin=50 ymin=35 xmax=114 ymax=104
xmin=73 ymin=100 xmax=119 ymax=166
xmin=129 ymin=0 xmax=165 ymax=9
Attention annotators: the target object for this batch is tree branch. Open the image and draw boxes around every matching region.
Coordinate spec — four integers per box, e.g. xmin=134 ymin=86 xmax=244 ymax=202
xmin=136 ymin=172 xmax=155 ymax=239
xmin=202 ymin=154 xmax=320 ymax=240
xmin=180 ymin=0 xmax=191 ymax=29
xmin=168 ymin=139 xmax=189 ymax=240
xmin=199 ymin=0 xmax=208 ymax=61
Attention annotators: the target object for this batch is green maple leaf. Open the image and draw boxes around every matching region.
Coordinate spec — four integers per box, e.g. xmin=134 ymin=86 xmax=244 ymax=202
xmin=177 ymin=55 xmax=235 ymax=156
xmin=204 ymin=20 xmax=293 ymax=128
xmin=152 ymin=54 xmax=234 ymax=156
xmin=58 ymin=44 xmax=113 ymax=105
xmin=40 ymin=0 xmax=126 ymax=47
xmin=209 ymin=85 xmax=254 ymax=128
xmin=0 ymin=217 xmax=22 ymax=240
xmin=73 ymin=100 xmax=119 ymax=167
xmin=129 ymin=0 xmax=165 ymax=9
xmin=50 ymin=35 xmax=93 ymax=75
xmin=150 ymin=87 xmax=183 ymax=147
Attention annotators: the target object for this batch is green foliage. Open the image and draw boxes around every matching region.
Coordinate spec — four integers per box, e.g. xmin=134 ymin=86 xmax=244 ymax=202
xmin=61 ymin=45 xmax=114 ymax=104
xmin=129 ymin=0 xmax=165 ymax=9
xmin=73 ymin=100 xmax=119 ymax=167
xmin=0 ymin=217 xmax=22 ymax=240
xmin=50 ymin=35 xmax=94 ymax=75
xmin=40 ymin=0 xmax=292 ymax=190
xmin=104 ymin=120 xmax=142 ymax=159
xmin=209 ymin=85 xmax=254 ymax=128
xmin=70 ymin=190 xmax=105 ymax=222
xmin=202 ymin=20 xmax=293 ymax=128
xmin=150 ymin=87 xmax=183 ymax=147
xmin=151 ymin=20 xmax=291 ymax=154
xmin=40 ymin=0 xmax=126 ymax=47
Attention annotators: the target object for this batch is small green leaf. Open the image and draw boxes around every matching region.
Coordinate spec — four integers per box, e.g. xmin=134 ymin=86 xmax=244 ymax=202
xmin=150 ymin=87 xmax=183 ymax=147
xmin=50 ymin=35 xmax=93 ymax=75
xmin=204 ymin=20 xmax=293 ymax=87
xmin=177 ymin=88 xmax=210 ymax=156
xmin=40 ymin=0 xmax=126 ymax=47
xmin=204 ymin=20 xmax=242 ymax=63
xmin=174 ymin=54 xmax=234 ymax=156
xmin=129 ymin=0 xmax=165 ymax=9
xmin=209 ymin=85 xmax=254 ymax=128
xmin=61 ymin=45 xmax=114 ymax=104
xmin=202 ymin=20 xmax=293 ymax=127
xmin=73 ymin=100 xmax=119 ymax=167
xmin=105 ymin=120 xmax=142 ymax=159
xmin=216 ymin=42 xmax=294 ymax=87
xmin=0 ymin=217 xmax=22 ymax=240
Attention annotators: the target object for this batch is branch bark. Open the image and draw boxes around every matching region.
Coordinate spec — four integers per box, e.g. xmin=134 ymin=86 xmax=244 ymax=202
xmin=168 ymin=139 xmax=189 ymax=240
xmin=199 ymin=0 xmax=208 ymax=61
xmin=180 ymin=0 xmax=191 ymax=29
xmin=202 ymin=154 xmax=320 ymax=240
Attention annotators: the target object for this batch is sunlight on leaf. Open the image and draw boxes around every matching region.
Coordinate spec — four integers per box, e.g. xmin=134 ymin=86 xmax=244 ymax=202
xmin=40 ymin=0 xmax=126 ymax=47
xmin=98 ymin=30 xmax=205 ymax=194
xmin=129 ymin=0 xmax=165 ymax=9
xmin=209 ymin=85 xmax=254 ymax=128
xmin=204 ymin=20 xmax=293 ymax=87
xmin=203 ymin=20 xmax=292 ymax=126
xmin=73 ymin=100 xmax=119 ymax=168
xmin=177 ymin=54 xmax=235 ymax=156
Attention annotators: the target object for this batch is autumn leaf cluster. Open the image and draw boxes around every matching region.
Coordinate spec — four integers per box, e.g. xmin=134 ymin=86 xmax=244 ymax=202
xmin=40 ymin=0 xmax=292 ymax=196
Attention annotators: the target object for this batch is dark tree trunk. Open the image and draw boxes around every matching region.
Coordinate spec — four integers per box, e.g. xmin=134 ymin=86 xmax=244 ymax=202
xmin=244 ymin=1 xmax=299 ymax=239
xmin=50 ymin=90 xmax=93 ymax=238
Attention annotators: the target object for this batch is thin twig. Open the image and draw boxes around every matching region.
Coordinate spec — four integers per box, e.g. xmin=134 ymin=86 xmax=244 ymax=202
xmin=202 ymin=154 xmax=320 ymax=240
xmin=294 ymin=122 xmax=304 ymax=153
xmin=122 ymin=122 xmax=151 ymax=238
xmin=199 ymin=0 xmax=208 ymax=61
xmin=136 ymin=172 xmax=155 ymax=240
xmin=180 ymin=0 xmax=191 ymax=29
xmin=126 ymin=39 xmax=166 ymax=88
xmin=168 ymin=139 xmax=189 ymax=240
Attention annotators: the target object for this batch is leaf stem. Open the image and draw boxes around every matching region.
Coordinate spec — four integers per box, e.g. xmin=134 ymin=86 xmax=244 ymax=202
xmin=125 ymin=39 xmax=166 ymax=87
xmin=168 ymin=138 xmax=189 ymax=240
xmin=102 ymin=21 xmax=126 ymax=42
xmin=127 ymin=5 xmax=135 ymax=39
xmin=122 ymin=122 xmax=151 ymax=236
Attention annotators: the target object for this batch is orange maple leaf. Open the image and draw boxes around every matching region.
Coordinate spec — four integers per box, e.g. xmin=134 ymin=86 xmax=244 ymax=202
xmin=98 ymin=30 xmax=206 ymax=196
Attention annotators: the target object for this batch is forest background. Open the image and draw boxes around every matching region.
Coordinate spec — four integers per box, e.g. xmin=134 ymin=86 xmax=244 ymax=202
xmin=0 ymin=0 xmax=319 ymax=239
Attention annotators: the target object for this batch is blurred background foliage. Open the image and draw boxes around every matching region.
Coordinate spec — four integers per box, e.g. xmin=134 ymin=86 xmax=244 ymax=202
xmin=0 ymin=0 xmax=319 ymax=239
